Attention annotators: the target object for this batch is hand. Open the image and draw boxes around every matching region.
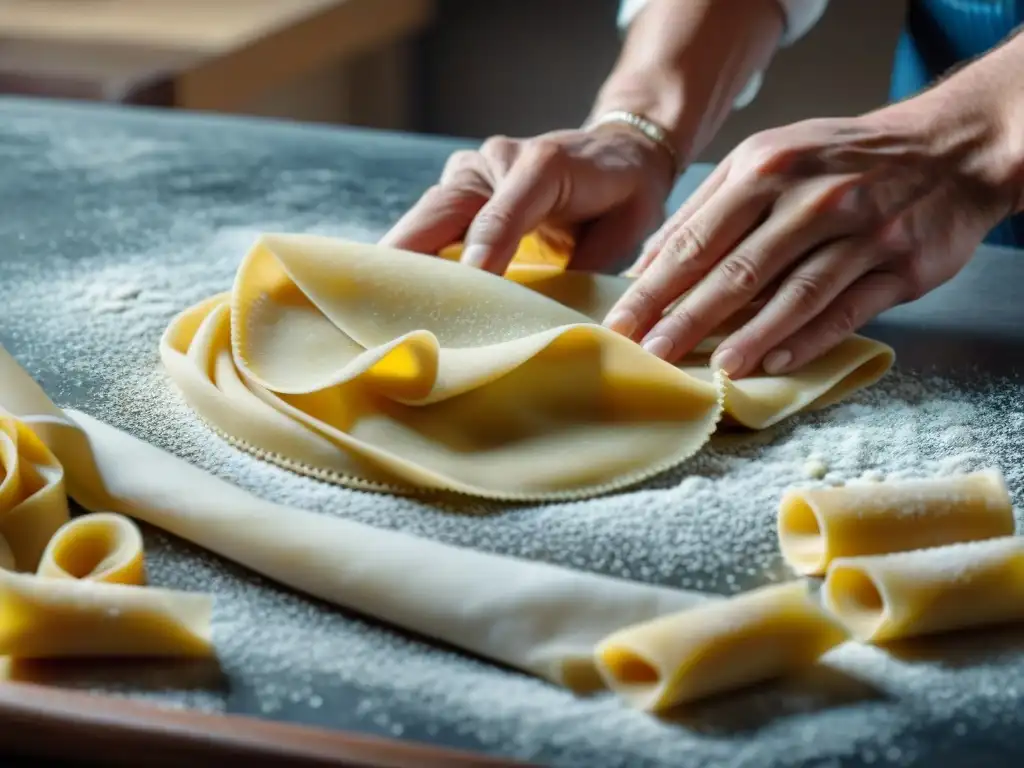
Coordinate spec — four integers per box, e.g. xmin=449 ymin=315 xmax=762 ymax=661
xmin=602 ymin=107 xmax=1019 ymax=377
xmin=380 ymin=125 xmax=676 ymax=275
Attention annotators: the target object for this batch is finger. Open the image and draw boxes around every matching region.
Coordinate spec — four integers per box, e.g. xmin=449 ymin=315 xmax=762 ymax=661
xmin=755 ymin=270 xmax=905 ymax=374
xmin=438 ymin=149 xmax=493 ymax=188
xmin=710 ymin=237 xmax=883 ymax=377
xmin=572 ymin=201 xmax=658 ymax=272
xmin=638 ymin=177 xmax=866 ymax=365
xmin=478 ymin=135 xmax=520 ymax=179
xmin=379 ymin=183 xmax=488 ymax=254
xmin=460 ymin=142 xmax=569 ymax=274
xmin=381 ymin=149 xmax=493 ymax=252
xmin=625 ymin=160 xmax=732 ymax=277
xmin=603 ymin=178 xmax=770 ymax=344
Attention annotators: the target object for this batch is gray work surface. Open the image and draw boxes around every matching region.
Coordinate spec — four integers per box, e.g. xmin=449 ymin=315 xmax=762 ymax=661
xmin=1 ymin=97 xmax=1023 ymax=768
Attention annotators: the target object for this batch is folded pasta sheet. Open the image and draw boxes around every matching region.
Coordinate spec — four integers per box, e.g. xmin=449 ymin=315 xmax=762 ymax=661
xmin=160 ymin=233 xmax=894 ymax=501
xmin=0 ymin=408 xmax=213 ymax=659
xmin=595 ymin=581 xmax=847 ymax=711
xmin=778 ymin=470 xmax=1014 ymax=576
xmin=0 ymin=345 xmax=707 ymax=689
xmin=823 ymin=536 xmax=1024 ymax=643
xmin=0 ymin=567 xmax=213 ymax=659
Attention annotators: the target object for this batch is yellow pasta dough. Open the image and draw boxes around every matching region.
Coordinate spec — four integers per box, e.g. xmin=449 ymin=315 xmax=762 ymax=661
xmin=823 ymin=536 xmax=1024 ymax=643
xmin=778 ymin=469 xmax=1014 ymax=576
xmin=0 ymin=344 xmax=708 ymax=689
xmin=0 ymin=568 xmax=212 ymax=659
xmin=0 ymin=414 xmax=70 ymax=572
xmin=159 ymin=233 xmax=894 ymax=501
xmin=594 ymin=581 xmax=847 ymax=711
xmin=0 ymin=410 xmax=213 ymax=659
xmin=439 ymin=227 xmax=574 ymax=271
xmin=37 ymin=512 xmax=145 ymax=585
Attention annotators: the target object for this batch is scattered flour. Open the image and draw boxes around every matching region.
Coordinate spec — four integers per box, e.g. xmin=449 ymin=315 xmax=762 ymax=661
xmin=3 ymin=106 xmax=1024 ymax=767
xmin=802 ymin=456 xmax=830 ymax=480
xmin=7 ymin=227 xmax=1024 ymax=767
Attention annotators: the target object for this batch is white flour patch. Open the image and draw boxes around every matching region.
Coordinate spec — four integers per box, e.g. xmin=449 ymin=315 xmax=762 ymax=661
xmin=4 ymin=218 xmax=1024 ymax=767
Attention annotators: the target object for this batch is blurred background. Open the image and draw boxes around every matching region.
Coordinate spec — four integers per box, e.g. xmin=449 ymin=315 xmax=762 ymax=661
xmin=0 ymin=0 xmax=904 ymax=163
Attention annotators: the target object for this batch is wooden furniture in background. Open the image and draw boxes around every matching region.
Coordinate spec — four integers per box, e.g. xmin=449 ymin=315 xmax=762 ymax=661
xmin=0 ymin=0 xmax=435 ymax=129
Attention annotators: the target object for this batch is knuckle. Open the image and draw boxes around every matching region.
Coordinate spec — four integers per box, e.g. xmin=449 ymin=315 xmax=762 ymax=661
xmin=655 ymin=311 xmax=696 ymax=347
xmin=899 ymin=260 xmax=929 ymax=301
xmin=424 ymin=182 xmax=487 ymax=211
xmin=717 ymin=254 xmax=762 ymax=295
xmin=443 ymin=149 xmax=477 ymax=173
xmin=662 ymin=226 xmax=709 ymax=268
xmin=469 ymin=205 xmax=516 ymax=238
xmin=623 ymin=282 xmax=668 ymax=318
xmin=734 ymin=131 xmax=793 ymax=178
xmin=784 ymin=273 xmax=827 ymax=312
xmin=480 ymin=135 xmax=514 ymax=156
xmin=664 ymin=302 xmax=698 ymax=333
xmin=524 ymin=137 xmax=567 ymax=169
xmin=827 ymin=302 xmax=860 ymax=338
xmin=872 ymin=216 xmax=917 ymax=260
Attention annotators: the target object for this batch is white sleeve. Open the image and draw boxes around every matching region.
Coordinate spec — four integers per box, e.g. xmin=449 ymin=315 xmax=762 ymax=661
xmin=616 ymin=0 xmax=830 ymax=109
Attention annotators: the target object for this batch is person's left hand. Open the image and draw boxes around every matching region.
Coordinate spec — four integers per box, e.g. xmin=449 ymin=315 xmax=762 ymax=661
xmin=602 ymin=105 xmax=1020 ymax=377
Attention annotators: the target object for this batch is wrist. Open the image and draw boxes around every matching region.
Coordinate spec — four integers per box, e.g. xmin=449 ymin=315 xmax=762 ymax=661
xmin=590 ymin=65 xmax=692 ymax=160
xmin=591 ymin=0 xmax=784 ymax=165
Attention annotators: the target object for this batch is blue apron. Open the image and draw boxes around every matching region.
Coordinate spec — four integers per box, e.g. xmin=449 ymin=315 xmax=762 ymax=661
xmin=890 ymin=0 xmax=1024 ymax=247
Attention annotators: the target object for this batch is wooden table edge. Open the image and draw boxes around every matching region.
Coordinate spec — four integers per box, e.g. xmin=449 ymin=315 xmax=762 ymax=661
xmin=0 ymin=679 xmax=534 ymax=768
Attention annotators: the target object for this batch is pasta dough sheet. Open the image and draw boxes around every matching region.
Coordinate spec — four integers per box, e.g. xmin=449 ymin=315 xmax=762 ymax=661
xmin=595 ymin=581 xmax=847 ymax=711
xmin=160 ymin=233 xmax=894 ymax=501
xmin=778 ymin=470 xmax=1014 ymax=576
xmin=0 ymin=411 xmax=213 ymax=659
xmin=0 ymin=344 xmax=709 ymax=690
xmin=823 ymin=536 xmax=1024 ymax=643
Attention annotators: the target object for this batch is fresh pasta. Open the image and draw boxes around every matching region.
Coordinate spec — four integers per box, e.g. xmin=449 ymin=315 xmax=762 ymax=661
xmin=0 ymin=410 xmax=213 ymax=660
xmin=778 ymin=470 xmax=1014 ymax=576
xmin=822 ymin=536 xmax=1024 ymax=643
xmin=161 ymin=233 xmax=894 ymax=501
xmin=594 ymin=581 xmax=847 ymax=711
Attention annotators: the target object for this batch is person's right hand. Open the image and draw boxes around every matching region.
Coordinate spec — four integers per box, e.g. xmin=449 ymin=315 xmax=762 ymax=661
xmin=379 ymin=125 xmax=678 ymax=275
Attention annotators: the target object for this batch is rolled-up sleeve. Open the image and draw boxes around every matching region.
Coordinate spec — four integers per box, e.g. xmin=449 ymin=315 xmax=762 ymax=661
xmin=616 ymin=0 xmax=830 ymax=109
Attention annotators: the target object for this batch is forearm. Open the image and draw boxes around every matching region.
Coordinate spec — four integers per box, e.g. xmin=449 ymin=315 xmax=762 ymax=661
xmin=589 ymin=0 xmax=784 ymax=165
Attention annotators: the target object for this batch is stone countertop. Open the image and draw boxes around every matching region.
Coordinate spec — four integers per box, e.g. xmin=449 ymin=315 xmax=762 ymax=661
xmin=1 ymin=96 xmax=1023 ymax=768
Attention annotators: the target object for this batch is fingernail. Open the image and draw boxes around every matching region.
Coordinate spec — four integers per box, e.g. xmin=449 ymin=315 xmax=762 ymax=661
xmin=461 ymin=244 xmax=489 ymax=269
xmin=642 ymin=335 xmax=673 ymax=360
xmin=604 ymin=309 xmax=639 ymax=337
xmin=763 ymin=349 xmax=793 ymax=375
xmin=711 ymin=348 xmax=744 ymax=376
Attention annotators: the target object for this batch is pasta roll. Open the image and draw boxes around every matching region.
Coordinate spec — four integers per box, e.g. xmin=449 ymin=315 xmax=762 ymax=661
xmin=0 ymin=568 xmax=213 ymax=659
xmin=594 ymin=581 xmax=847 ymax=712
xmin=823 ymin=536 xmax=1024 ymax=643
xmin=0 ymin=413 xmax=70 ymax=572
xmin=778 ymin=469 xmax=1013 ymax=576
xmin=36 ymin=513 xmax=145 ymax=586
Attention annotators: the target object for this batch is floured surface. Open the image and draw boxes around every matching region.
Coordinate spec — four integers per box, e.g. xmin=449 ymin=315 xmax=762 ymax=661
xmin=2 ymin=99 xmax=1024 ymax=767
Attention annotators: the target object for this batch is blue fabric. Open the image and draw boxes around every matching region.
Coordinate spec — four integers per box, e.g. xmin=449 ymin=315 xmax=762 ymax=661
xmin=890 ymin=0 xmax=1024 ymax=247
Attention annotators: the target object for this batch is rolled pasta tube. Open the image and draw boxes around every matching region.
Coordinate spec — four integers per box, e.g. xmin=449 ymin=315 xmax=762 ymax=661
xmin=27 ymin=407 xmax=707 ymax=690
xmin=0 ymin=568 xmax=213 ymax=659
xmin=594 ymin=581 xmax=848 ymax=712
xmin=823 ymin=536 xmax=1024 ymax=643
xmin=0 ymin=413 xmax=70 ymax=572
xmin=778 ymin=469 xmax=1013 ymax=576
xmin=37 ymin=512 xmax=146 ymax=586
